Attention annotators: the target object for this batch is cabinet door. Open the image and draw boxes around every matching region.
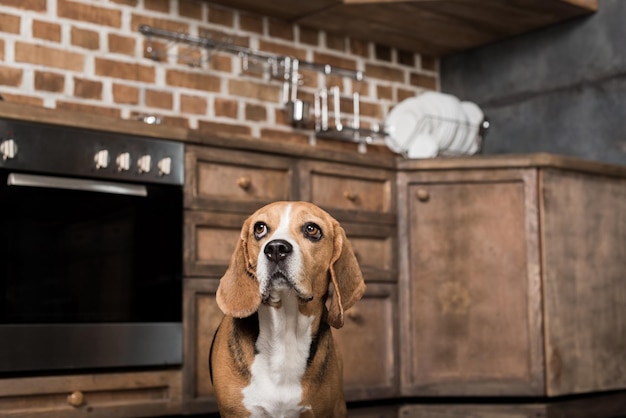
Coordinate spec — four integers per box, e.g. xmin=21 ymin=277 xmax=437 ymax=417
xmin=398 ymin=169 xmax=544 ymax=396
xmin=333 ymin=283 xmax=399 ymax=401
xmin=182 ymin=278 xmax=221 ymax=414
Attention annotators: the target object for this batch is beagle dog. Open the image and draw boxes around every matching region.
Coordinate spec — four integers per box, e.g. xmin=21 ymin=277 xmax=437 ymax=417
xmin=210 ymin=201 xmax=366 ymax=418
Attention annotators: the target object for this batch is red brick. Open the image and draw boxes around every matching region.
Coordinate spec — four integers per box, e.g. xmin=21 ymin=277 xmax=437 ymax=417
xmin=358 ymin=100 xmax=383 ymax=119
xmin=199 ymin=28 xmax=249 ymax=48
xmin=398 ymin=50 xmax=416 ymax=67
xmin=33 ymin=20 xmax=61 ymax=42
xmin=113 ymin=83 xmax=139 ymax=104
xmin=145 ymin=89 xmax=173 ymax=110
xmin=71 ymin=26 xmax=99 ymax=50
xmin=0 ymin=13 xmax=20 ymax=34
xmin=131 ymin=14 xmax=189 ymax=34
xmin=350 ymin=38 xmax=369 ymax=58
xmin=108 ymin=33 xmax=136 ymax=56
xmin=15 ymin=42 xmax=84 ymax=72
xmin=421 ymin=56 xmax=438 ymax=72
xmin=313 ymin=52 xmax=358 ymax=71
xmin=110 ymin=0 xmax=137 ymax=6
xmin=208 ymin=6 xmax=234 ymax=27
xmin=56 ymin=101 xmax=121 ymax=118
xmin=299 ymin=27 xmax=319 ymax=46
xmin=374 ymin=44 xmax=392 ymax=62
xmin=365 ymin=63 xmax=405 ymax=83
xmin=57 ymin=0 xmax=122 ymax=28
xmin=143 ymin=39 xmax=167 ymax=62
xmin=181 ymin=94 xmax=208 ymax=115
xmin=95 ymin=58 xmax=155 ymax=82
xmin=410 ymin=72 xmax=438 ymax=90
xmin=376 ymin=85 xmax=393 ymax=101
xmin=34 ymin=71 xmax=64 ymax=92
xmin=179 ymin=0 xmax=203 ymax=19
xmin=326 ymin=33 xmax=346 ymax=52
xmin=144 ymin=0 xmax=169 ymax=13
xmin=197 ymin=120 xmax=250 ymax=138
xmin=258 ymin=40 xmax=306 ymax=61
xmin=214 ymin=97 xmax=238 ymax=118
xmin=268 ymin=18 xmax=293 ymax=41
xmin=240 ymin=12 xmax=263 ymax=34
xmin=166 ymin=69 xmax=220 ymax=92
xmin=1 ymin=0 xmax=46 ymax=12
xmin=74 ymin=77 xmax=102 ymax=99
xmin=245 ymin=103 xmax=266 ymax=122
xmin=0 ymin=66 xmax=23 ymax=87
xmin=228 ymin=79 xmax=281 ymax=102
xmin=160 ymin=115 xmax=188 ymax=129
xmin=397 ymin=87 xmax=418 ymax=102
xmin=208 ymin=54 xmax=232 ymax=74
xmin=177 ymin=46 xmax=203 ymax=68
xmin=0 ymin=40 xmax=4 ymax=61
xmin=1 ymin=93 xmax=43 ymax=106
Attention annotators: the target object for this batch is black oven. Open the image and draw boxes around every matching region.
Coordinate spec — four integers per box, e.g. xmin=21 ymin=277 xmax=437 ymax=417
xmin=0 ymin=118 xmax=184 ymax=374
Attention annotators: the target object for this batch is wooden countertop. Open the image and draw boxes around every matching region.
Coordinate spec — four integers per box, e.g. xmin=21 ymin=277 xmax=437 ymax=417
xmin=0 ymin=101 xmax=624 ymax=177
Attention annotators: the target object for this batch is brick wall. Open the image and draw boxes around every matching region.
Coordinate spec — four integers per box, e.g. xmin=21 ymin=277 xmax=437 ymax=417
xmin=0 ymin=0 xmax=438 ymax=149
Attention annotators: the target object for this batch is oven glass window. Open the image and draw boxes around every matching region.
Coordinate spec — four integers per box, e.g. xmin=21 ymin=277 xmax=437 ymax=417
xmin=0 ymin=173 xmax=183 ymax=324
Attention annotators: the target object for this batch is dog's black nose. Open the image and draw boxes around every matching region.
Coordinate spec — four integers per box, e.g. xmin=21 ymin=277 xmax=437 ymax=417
xmin=264 ymin=239 xmax=293 ymax=262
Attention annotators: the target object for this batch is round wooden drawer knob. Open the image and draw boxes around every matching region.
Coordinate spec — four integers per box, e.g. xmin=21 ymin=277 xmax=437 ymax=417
xmin=346 ymin=308 xmax=364 ymax=324
xmin=343 ymin=191 xmax=358 ymax=202
xmin=67 ymin=391 xmax=84 ymax=407
xmin=237 ymin=175 xmax=252 ymax=190
xmin=416 ymin=188 xmax=430 ymax=202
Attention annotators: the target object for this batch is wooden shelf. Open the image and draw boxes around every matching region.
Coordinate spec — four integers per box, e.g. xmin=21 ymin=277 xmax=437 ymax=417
xmin=207 ymin=0 xmax=597 ymax=56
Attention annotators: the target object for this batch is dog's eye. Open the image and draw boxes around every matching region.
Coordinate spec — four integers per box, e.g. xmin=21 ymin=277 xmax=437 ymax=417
xmin=254 ymin=222 xmax=268 ymax=239
xmin=302 ymin=223 xmax=322 ymax=241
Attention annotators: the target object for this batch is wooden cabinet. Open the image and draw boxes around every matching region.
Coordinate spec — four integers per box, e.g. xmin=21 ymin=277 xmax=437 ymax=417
xmin=182 ymin=144 xmax=400 ymax=413
xmin=0 ymin=371 xmax=182 ymax=417
xmin=397 ymin=156 xmax=626 ymax=398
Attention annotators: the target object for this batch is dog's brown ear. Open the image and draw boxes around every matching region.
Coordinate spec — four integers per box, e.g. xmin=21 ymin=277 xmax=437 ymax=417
xmin=327 ymin=222 xmax=366 ymax=329
xmin=216 ymin=218 xmax=261 ymax=318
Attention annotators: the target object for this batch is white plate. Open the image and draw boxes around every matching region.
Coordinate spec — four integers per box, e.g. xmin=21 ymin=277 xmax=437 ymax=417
xmin=407 ymin=133 xmax=438 ymax=159
xmin=384 ymin=97 xmax=421 ymax=153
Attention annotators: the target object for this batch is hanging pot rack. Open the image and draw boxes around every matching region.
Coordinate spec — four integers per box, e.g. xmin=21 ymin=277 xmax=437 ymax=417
xmin=139 ymin=25 xmax=389 ymax=151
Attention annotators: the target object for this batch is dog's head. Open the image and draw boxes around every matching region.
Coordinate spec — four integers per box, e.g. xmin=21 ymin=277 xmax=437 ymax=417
xmin=216 ymin=201 xmax=365 ymax=328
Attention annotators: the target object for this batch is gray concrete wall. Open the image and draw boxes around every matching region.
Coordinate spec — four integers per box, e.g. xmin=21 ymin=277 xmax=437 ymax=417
xmin=440 ymin=0 xmax=626 ymax=166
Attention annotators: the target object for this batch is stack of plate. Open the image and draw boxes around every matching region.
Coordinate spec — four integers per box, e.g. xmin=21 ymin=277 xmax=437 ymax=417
xmin=384 ymin=92 xmax=485 ymax=158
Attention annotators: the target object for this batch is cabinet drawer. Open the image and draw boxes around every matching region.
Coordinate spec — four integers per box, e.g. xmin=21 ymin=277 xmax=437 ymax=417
xmin=300 ymin=161 xmax=396 ymax=221
xmin=342 ymin=222 xmax=397 ymax=282
xmin=0 ymin=370 xmax=182 ymax=417
xmin=184 ymin=211 xmax=247 ymax=277
xmin=185 ymin=146 xmax=295 ymax=213
xmin=333 ymin=283 xmax=399 ymax=401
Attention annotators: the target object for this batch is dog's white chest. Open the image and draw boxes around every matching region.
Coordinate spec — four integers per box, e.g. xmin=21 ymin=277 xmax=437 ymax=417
xmin=242 ymin=296 xmax=314 ymax=418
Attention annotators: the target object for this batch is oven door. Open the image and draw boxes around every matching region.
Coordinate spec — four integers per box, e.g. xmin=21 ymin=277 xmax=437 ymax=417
xmin=0 ymin=171 xmax=183 ymax=374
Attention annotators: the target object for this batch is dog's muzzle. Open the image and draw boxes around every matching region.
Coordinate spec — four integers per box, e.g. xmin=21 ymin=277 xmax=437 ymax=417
xmin=262 ymin=239 xmax=313 ymax=304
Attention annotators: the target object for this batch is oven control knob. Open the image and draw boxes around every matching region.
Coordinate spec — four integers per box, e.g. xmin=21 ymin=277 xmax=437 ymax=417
xmin=137 ymin=155 xmax=151 ymax=173
xmin=1 ymin=138 xmax=17 ymax=160
xmin=157 ymin=157 xmax=172 ymax=176
xmin=94 ymin=149 xmax=109 ymax=169
xmin=116 ymin=152 xmax=131 ymax=172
